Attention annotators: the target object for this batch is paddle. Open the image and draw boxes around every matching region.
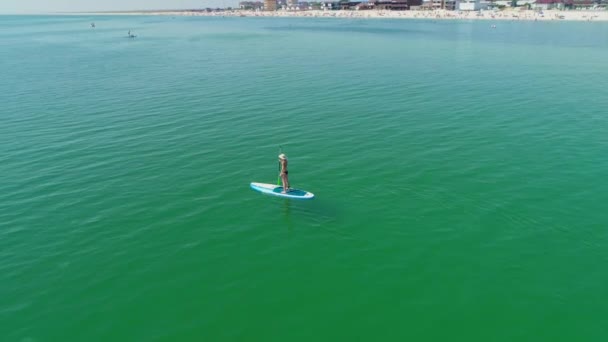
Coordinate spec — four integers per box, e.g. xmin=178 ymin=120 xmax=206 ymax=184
xmin=277 ymin=146 xmax=283 ymax=186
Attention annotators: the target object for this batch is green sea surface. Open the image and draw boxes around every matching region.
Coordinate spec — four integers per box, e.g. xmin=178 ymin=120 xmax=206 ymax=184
xmin=1 ymin=15 xmax=608 ymax=341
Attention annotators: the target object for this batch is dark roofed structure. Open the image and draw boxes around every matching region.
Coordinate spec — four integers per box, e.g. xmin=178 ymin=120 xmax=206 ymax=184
xmin=372 ymin=0 xmax=424 ymax=10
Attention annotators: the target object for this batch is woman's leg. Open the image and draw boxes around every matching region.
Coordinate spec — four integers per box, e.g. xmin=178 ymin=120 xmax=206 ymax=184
xmin=281 ymin=174 xmax=288 ymax=193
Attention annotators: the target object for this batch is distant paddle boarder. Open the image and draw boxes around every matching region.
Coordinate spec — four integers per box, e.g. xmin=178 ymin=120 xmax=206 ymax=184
xmin=249 ymin=151 xmax=314 ymax=200
xmin=279 ymin=153 xmax=290 ymax=193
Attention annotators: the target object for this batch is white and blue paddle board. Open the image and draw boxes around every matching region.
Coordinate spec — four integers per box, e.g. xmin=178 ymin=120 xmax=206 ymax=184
xmin=250 ymin=182 xmax=314 ymax=200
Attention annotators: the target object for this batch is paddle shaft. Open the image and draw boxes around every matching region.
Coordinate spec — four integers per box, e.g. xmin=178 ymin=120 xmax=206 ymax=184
xmin=277 ymin=146 xmax=283 ymax=185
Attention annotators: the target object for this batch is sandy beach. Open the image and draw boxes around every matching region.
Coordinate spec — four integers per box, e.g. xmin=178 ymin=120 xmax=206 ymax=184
xmin=93 ymin=9 xmax=608 ymax=22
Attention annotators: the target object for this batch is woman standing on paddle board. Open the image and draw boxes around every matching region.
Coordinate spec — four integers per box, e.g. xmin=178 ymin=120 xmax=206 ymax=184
xmin=279 ymin=153 xmax=290 ymax=193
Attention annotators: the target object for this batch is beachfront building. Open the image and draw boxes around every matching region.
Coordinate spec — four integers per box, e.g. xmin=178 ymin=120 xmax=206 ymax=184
xmin=491 ymin=0 xmax=533 ymax=7
xmin=422 ymin=0 xmax=460 ymax=9
xmin=482 ymin=0 xmax=500 ymax=8
xmin=339 ymin=1 xmax=363 ymax=9
xmin=571 ymin=0 xmax=601 ymax=9
xmin=356 ymin=2 xmax=377 ymax=9
xmin=320 ymin=2 xmax=340 ymax=9
xmin=534 ymin=0 xmax=599 ymax=9
xmin=445 ymin=1 xmax=459 ymax=9
xmin=333 ymin=0 xmax=425 ymax=10
xmin=371 ymin=0 xmax=425 ymax=9
xmin=239 ymin=1 xmax=264 ymax=9
xmin=422 ymin=0 xmax=442 ymax=8
xmin=284 ymin=0 xmax=296 ymax=9
xmin=282 ymin=0 xmax=316 ymax=10
xmin=458 ymin=0 xmax=481 ymax=9
xmin=287 ymin=0 xmax=298 ymax=8
xmin=458 ymin=0 xmax=482 ymax=11
xmin=492 ymin=1 xmax=508 ymax=6
xmin=534 ymin=0 xmax=563 ymax=9
xmin=264 ymin=0 xmax=278 ymax=10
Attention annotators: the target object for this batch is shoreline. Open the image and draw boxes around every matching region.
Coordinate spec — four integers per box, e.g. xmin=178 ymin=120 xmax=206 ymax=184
xmin=70 ymin=9 xmax=608 ymax=22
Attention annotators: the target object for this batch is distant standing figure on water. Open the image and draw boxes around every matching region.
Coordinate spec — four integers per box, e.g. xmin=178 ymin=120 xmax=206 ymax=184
xmin=279 ymin=153 xmax=290 ymax=193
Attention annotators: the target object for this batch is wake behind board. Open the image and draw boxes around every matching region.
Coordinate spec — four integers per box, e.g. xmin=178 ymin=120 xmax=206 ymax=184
xmin=250 ymin=182 xmax=314 ymax=200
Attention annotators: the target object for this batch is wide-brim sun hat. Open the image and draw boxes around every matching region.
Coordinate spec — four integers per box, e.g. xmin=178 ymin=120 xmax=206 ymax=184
xmin=278 ymin=153 xmax=287 ymax=160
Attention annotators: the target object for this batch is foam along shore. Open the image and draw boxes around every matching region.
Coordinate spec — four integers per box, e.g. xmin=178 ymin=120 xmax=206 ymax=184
xmin=87 ymin=9 xmax=608 ymax=22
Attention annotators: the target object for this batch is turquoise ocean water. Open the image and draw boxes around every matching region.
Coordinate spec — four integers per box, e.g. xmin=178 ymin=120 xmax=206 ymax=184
xmin=1 ymin=15 xmax=608 ymax=341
